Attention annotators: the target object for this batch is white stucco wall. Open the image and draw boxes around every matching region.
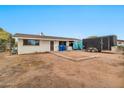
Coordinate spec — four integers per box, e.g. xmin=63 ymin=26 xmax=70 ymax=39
xmin=117 ymin=41 xmax=124 ymax=46
xmin=66 ymin=41 xmax=69 ymax=47
xmin=18 ymin=39 xmax=50 ymax=54
xmin=54 ymin=41 xmax=59 ymax=51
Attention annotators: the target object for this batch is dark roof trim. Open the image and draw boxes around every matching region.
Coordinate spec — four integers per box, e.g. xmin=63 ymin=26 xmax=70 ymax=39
xmin=13 ymin=33 xmax=79 ymax=40
xmin=85 ymin=35 xmax=117 ymax=39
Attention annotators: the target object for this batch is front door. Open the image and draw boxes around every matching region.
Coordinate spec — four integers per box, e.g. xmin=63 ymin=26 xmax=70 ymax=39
xmin=50 ymin=41 xmax=54 ymax=51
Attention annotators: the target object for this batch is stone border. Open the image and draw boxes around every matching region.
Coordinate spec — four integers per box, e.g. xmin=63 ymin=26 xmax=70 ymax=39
xmin=51 ymin=52 xmax=97 ymax=62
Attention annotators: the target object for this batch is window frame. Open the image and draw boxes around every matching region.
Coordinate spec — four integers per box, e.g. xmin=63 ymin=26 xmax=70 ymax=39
xmin=23 ymin=39 xmax=40 ymax=46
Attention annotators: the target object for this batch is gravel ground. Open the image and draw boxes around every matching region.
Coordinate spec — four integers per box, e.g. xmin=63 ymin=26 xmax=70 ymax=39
xmin=0 ymin=51 xmax=124 ymax=88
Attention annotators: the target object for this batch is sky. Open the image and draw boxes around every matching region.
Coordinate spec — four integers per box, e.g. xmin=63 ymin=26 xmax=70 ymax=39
xmin=0 ymin=5 xmax=124 ymax=39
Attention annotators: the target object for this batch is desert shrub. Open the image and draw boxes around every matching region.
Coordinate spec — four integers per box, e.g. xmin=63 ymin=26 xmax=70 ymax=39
xmin=117 ymin=46 xmax=124 ymax=55
xmin=117 ymin=46 xmax=124 ymax=51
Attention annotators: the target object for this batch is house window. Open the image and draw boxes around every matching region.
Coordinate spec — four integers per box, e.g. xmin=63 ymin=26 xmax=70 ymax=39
xmin=23 ymin=39 xmax=39 ymax=46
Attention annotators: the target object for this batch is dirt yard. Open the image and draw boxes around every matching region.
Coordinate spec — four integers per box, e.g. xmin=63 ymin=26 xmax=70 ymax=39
xmin=0 ymin=51 xmax=124 ymax=88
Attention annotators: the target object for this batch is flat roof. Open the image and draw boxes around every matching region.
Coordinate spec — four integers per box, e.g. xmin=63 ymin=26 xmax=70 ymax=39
xmin=13 ymin=33 xmax=79 ymax=41
xmin=84 ymin=35 xmax=117 ymax=39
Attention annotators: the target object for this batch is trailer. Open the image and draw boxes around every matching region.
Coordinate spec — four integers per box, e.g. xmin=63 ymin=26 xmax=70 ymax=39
xmin=83 ymin=35 xmax=117 ymax=52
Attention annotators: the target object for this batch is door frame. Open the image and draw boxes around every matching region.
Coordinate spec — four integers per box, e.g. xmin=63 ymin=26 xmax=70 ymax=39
xmin=50 ymin=41 xmax=54 ymax=51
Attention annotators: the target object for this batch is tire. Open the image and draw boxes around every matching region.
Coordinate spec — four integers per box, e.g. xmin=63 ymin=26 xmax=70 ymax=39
xmin=98 ymin=50 xmax=101 ymax=52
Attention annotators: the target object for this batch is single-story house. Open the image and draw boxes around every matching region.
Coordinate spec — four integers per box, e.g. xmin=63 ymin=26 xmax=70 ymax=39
xmin=117 ymin=40 xmax=124 ymax=46
xmin=13 ymin=33 xmax=79 ymax=54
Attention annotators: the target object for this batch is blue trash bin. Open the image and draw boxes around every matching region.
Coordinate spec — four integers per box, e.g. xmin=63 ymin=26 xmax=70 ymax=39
xmin=59 ymin=45 xmax=66 ymax=51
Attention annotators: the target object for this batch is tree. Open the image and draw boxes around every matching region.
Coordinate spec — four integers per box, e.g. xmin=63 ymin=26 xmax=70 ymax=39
xmin=0 ymin=28 xmax=10 ymax=41
xmin=0 ymin=27 xmax=14 ymax=52
xmin=87 ymin=36 xmax=98 ymax=39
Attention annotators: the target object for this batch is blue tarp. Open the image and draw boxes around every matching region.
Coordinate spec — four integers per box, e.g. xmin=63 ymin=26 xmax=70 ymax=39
xmin=73 ymin=41 xmax=79 ymax=50
xmin=73 ymin=40 xmax=84 ymax=50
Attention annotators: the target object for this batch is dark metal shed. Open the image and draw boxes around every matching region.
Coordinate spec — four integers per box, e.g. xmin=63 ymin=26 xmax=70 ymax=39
xmin=83 ymin=35 xmax=117 ymax=52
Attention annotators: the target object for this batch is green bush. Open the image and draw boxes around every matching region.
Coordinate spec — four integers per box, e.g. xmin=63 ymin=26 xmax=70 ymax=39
xmin=117 ymin=46 xmax=124 ymax=51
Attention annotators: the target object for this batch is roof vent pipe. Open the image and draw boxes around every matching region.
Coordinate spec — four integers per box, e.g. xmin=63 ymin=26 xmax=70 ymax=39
xmin=40 ymin=32 xmax=44 ymax=36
